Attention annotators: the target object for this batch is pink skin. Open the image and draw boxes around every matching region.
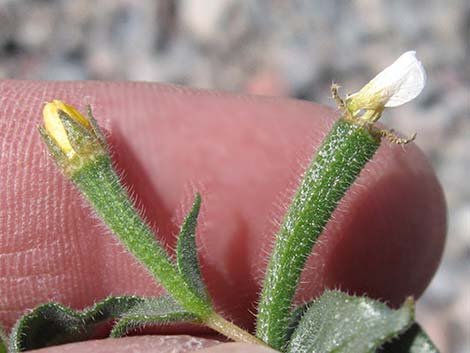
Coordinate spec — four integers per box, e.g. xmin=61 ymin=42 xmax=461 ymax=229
xmin=0 ymin=81 xmax=446 ymax=352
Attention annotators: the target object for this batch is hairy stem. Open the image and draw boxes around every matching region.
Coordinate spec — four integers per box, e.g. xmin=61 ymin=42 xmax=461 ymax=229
xmin=256 ymin=118 xmax=381 ymax=350
xmin=72 ymin=156 xmax=213 ymax=318
xmin=71 ymin=156 xmax=261 ymax=344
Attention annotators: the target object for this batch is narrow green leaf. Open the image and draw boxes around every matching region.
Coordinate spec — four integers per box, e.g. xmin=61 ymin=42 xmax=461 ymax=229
xmin=9 ymin=296 xmax=142 ymax=352
xmin=287 ymin=290 xmax=414 ymax=353
xmin=377 ymin=323 xmax=440 ymax=353
xmin=176 ymin=193 xmax=210 ymax=302
xmin=110 ymin=296 xmax=198 ymax=337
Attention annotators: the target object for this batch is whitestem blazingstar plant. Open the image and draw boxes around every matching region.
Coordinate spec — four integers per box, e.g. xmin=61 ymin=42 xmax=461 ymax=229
xmin=5 ymin=51 xmax=439 ymax=353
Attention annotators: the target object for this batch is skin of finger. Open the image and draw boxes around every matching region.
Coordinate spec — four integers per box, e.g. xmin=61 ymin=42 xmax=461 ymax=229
xmin=197 ymin=342 xmax=278 ymax=353
xmin=29 ymin=336 xmax=276 ymax=353
xmin=29 ymin=335 xmax=222 ymax=353
xmin=0 ymin=81 xmax=446 ymax=332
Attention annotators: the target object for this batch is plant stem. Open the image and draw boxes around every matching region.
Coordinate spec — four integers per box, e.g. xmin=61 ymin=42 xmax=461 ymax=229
xmin=256 ymin=118 xmax=381 ymax=350
xmin=205 ymin=313 xmax=267 ymax=346
xmin=72 ymin=156 xmax=213 ymax=318
xmin=71 ymin=155 xmax=261 ymax=345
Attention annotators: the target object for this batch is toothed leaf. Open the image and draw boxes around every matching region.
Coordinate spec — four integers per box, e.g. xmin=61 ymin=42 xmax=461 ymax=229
xmin=377 ymin=323 xmax=440 ymax=353
xmin=176 ymin=193 xmax=210 ymax=302
xmin=9 ymin=296 xmax=141 ymax=352
xmin=287 ymin=290 xmax=414 ymax=353
xmin=110 ymin=296 xmax=198 ymax=337
xmin=9 ymin=295 xmax=195 ymax=352
xmin=286 ymin=303 xmax=310 ymax=343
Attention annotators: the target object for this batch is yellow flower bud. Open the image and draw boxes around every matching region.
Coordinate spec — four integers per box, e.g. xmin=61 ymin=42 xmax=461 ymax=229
xmin=40 ymin=100 xmax=107 ymax=176
xmin=43 ymin=100 xmax=92 ymax=158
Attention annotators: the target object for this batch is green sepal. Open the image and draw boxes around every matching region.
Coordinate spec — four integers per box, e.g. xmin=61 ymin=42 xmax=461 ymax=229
xmin=110 ymin=296 xmax=198 ymax=337
xmin=377 ymin=323 xmax=440 ymax=353
xmin=38 ymin=126 xmax=68 ymax=169
xmin=8 ymin=295 xmax=195 ymax=352
xmin=286 ymin=290 xmax=414 ymax=353
xmin=176 ymin=193 xmax=210 ymax=303
xmin=85 ymin=105 xmax=108 ymax=148
xmin=58 ymin=110 xmax=101 ymax=156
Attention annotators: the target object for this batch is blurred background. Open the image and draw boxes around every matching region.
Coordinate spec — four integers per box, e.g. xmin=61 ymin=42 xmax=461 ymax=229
xmin=0 ymin=1 xmax=468 ymax=352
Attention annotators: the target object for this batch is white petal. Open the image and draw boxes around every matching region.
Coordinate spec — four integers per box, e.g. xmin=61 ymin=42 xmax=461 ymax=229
xmin=369 ymin=51 xmax=427 ymax=107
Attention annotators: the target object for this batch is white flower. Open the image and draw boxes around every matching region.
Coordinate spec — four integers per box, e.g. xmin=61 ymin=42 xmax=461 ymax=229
xmin=346 ymin=51 xmax=426 ymax=123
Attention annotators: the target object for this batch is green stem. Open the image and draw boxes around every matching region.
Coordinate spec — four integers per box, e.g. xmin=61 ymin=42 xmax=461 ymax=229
xmin=256 ymin=118 xmax=381 ymax=350
xmin=72 ymin=156 xmax=212 ymax=319
xmin=72 ymin=156 xmax=262 ymax=345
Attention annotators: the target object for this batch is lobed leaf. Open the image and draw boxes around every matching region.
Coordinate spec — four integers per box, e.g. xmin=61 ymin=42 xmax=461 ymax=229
xmin=287 ymin=290 xmax=414 ymax=353
xmin=176 ymin=193 xmax=210 ymax=302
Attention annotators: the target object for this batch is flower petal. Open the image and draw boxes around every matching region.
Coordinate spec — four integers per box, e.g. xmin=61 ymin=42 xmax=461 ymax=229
xmin=367 ymin=51 xmax=426 ymax=108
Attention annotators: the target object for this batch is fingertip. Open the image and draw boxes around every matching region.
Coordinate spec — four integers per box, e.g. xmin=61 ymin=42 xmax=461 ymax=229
xmin=0 ymin=80 xmax=447 ymax=331
xmin=29 ymin=335 xmax=220 ymax=353
xmin=198 ymin=342 xmax=279 ymax=353
xmin=27 ymin=336 xmax=278 ymax=353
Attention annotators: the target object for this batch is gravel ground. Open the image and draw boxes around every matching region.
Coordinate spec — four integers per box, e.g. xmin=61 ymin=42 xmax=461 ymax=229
xmin=0 ymin=1 xmax=469 ymax=352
